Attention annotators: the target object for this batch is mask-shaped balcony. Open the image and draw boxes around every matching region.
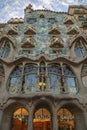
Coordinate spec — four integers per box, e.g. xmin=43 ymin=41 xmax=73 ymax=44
xmin=66 ymin=25 xmax=79 ymax=35
xmin=7 ymin=25 xmax=18 ymax=35
xmin=50 ymin=37 xmax=63 ymax=49
xmin=21 ymin=37 xmax=36 ymax=49
xmin=24 ymin=25 xmax=36 ymax=35
xmin=48 ymin=24 xmax=60 ymax=35
xmin=63 ymin=16 xmax=74 ymax=24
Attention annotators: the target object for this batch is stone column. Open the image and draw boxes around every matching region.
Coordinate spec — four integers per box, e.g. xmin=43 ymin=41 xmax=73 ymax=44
xmin=52 ymin=111 xmax=58 ymax=130
xmin=46 ymin=76 xmax=50 ymax=91
xmin=83 ymin=108 xmax=87 ymax=129
xmin=28 ymin=110 xmax=33 ymax=130
xmin=75 ymin=112 xmax=86 ymax=130
xmin=1 ymin=115 xmax=12 ymax=130
xmin=0 ymin=109 xmax=3 ymax=129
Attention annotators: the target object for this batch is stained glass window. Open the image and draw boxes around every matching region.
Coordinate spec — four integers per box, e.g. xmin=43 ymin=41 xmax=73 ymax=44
xmin=13 ymin=108 xmax=28 ymax=130
xmin=24 ymin=64 xmax=38 ymax=93
xmin=0 ymin=64 xmax=4 ymax=87
xmin=63 ymin=65 xmax=77 ymax=93
xmin=0 ymin=40 xmax=10 ymax=58
xmin=48 ymin=18 xmax=57 ymax=24
xmin=26 ymin=18 xmax=37 ymax=24
xmin=48 ymin=64 xmax=77 ymax=94
xmin=48 ymin=64 xmax=61 ymax=92
xmin=74 ymin=40 xmax=86 ymax=57
xmin=82 ymin=63 xmax=87 ymax=87
xmin=9 ymin=64 xmax=23 ymax=94
xmin=58 ymin=108 xmax=74 ymax=130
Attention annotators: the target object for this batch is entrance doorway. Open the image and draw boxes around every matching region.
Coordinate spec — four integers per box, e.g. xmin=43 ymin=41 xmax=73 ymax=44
xmin=33 ymin=108 xmax=52 ymax=130
xmin=58 ymin=108 xmax=74 ymax=130
xmin=12 ymin=108 xmax=28 ymax=130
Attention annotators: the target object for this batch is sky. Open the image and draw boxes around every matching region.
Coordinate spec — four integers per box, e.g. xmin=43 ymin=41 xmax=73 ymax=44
xmin=0 ymin=0 xmax=87 ymax=23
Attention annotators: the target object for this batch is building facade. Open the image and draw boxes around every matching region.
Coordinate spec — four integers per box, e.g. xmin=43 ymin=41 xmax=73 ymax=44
xmin=0 ymin=4 xmax=87 ymax=130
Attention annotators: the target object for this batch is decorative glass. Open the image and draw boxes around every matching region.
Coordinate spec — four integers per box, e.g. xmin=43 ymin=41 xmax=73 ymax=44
xmin=0 ymin=41 xmax=10 ymax=58
xmin=48 ymin=64 xmax=77 ymax=94
xmin=58 ymin=108 xmax=74 ymax=130
xmin=0 ymin=64 xmax=4 ymax=87
xmin=9 ymin=64 xmax=23 ymax=94
xmin=48 ymin=64 xmax=61 ymax=93
xmin=24 ymin=64 xmax=38 ymax=93
xmin=74 ymin=41 xmax=86 ymax=57
xmin=82 ymin=63 xmax=87 ymax=87
xmin=63 ymin=65 xmax=77 ymax=93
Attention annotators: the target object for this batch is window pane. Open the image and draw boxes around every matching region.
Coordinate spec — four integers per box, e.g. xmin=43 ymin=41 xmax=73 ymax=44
xmin=75 ymin=41 xmax=86 ymax=57
xmin=67 ymin=77 xmax=77 ymax=93
xmin=24 ymin=74 xmax=37 ymax=92
xmin=0 ymin=64 xmax=4 ymax=87
xmin=9 ymin=64 xmax=23 ymax=93
xmin=24 ymin=64 xmax=38 ymax=93
xmin=0 ymin=41 xmax=10 ymax=58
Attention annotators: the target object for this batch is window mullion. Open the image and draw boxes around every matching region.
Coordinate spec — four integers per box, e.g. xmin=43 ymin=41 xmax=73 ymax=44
xmin=21 ymin=63 xmax=25 ymax=91
xmin=60 ymin=64 xmax=65 ymax=92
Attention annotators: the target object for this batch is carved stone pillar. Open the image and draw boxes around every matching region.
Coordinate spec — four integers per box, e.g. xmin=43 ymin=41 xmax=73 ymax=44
xmin=28 ymin=110 xmax=33 ymax=130
xmin=52 ymin=111 xmax=58 ymax=130
xmin=46 ymin=76 xmax=50 ymax=91
xmin=83 ymin=108 xmax=87 ymax=129
xmin=0 ymin=109 xmax=3 ymax=129
xmin=75 ymin=112 xmax=86 ymax=130
xmin=1 ymin=114 xmax=12 ymax=130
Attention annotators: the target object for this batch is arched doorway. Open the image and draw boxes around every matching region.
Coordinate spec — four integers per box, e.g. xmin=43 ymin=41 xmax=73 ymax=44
xmin=12 ymin=107 xmax=29 ymax=130
xmin=58 ymin=108 xmax=74 ymax=130
xmin=33 ymin=108 xmax=52 ymax=130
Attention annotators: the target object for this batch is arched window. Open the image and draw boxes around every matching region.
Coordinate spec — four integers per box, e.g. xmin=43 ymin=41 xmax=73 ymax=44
xmin=9 ymin=64 xmax=23 ymax=94
xmin=24 ymin=64 xmax=38 ymax=93
xmin=0 ymin=40 xmax=10 ymax=58
xmin=62 ymin=64 xmax=77 ymax=93
xmin=48 ymin=64 xmax=77 ymax=94
xmin=57 ymin=108 xmax=74 ymax=130
xmin=33 ymin=108 xmax=51 ymax=130
xmin=74 ymin=39 xmax=86 ymax=57
xmin=0 ymin=63 xmax=4 ymax=87
xmin=12 ymin=107 xmax=29 ymax=130
xmin=82 ymin=63 xmax=87 ymax=87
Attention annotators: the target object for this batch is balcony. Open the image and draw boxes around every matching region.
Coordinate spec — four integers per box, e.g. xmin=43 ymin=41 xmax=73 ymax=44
xmin=66 ymin=25 xmax=79 ymax=35
xmin=48 ymin=24 xmax=60 ymax=35
xmin=24 ymin=25 xmax=36 ymax=35
xmin=21 ymin=36 xmax=36 ymax=49
xmin=63 ymin=16 xmax=74 ymax=24
xmin=50 ymin=37 xmax=63 ymax=48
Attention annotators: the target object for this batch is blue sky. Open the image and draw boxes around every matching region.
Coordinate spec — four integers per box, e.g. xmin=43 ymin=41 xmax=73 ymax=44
xmin=0 ymin=0 xmax=87 ymax=23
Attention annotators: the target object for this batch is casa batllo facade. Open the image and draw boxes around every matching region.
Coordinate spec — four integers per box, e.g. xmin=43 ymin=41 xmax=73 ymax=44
xmin=0 ymin=4 xmax=87 ymax=130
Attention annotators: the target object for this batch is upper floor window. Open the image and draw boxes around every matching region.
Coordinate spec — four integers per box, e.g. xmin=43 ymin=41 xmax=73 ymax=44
xmin=0 ymin=40 xmax=10 ymax=58
xmin=48 ymin=18 xmax=57 ymax=24
xmin=81 ymin=63 xmax=87 ymax=87
xmin=26 ymin=18 xmax=37 ymax=24
xmin=0 ymin=63 xmax=4 ymax=87
xmin=78 ymin=16 xmax=86 ymax=21
xmin=48 ymin=64 xmax=77 ymax=94
xmin=74 ymin=40 xmax=86 ymax=58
